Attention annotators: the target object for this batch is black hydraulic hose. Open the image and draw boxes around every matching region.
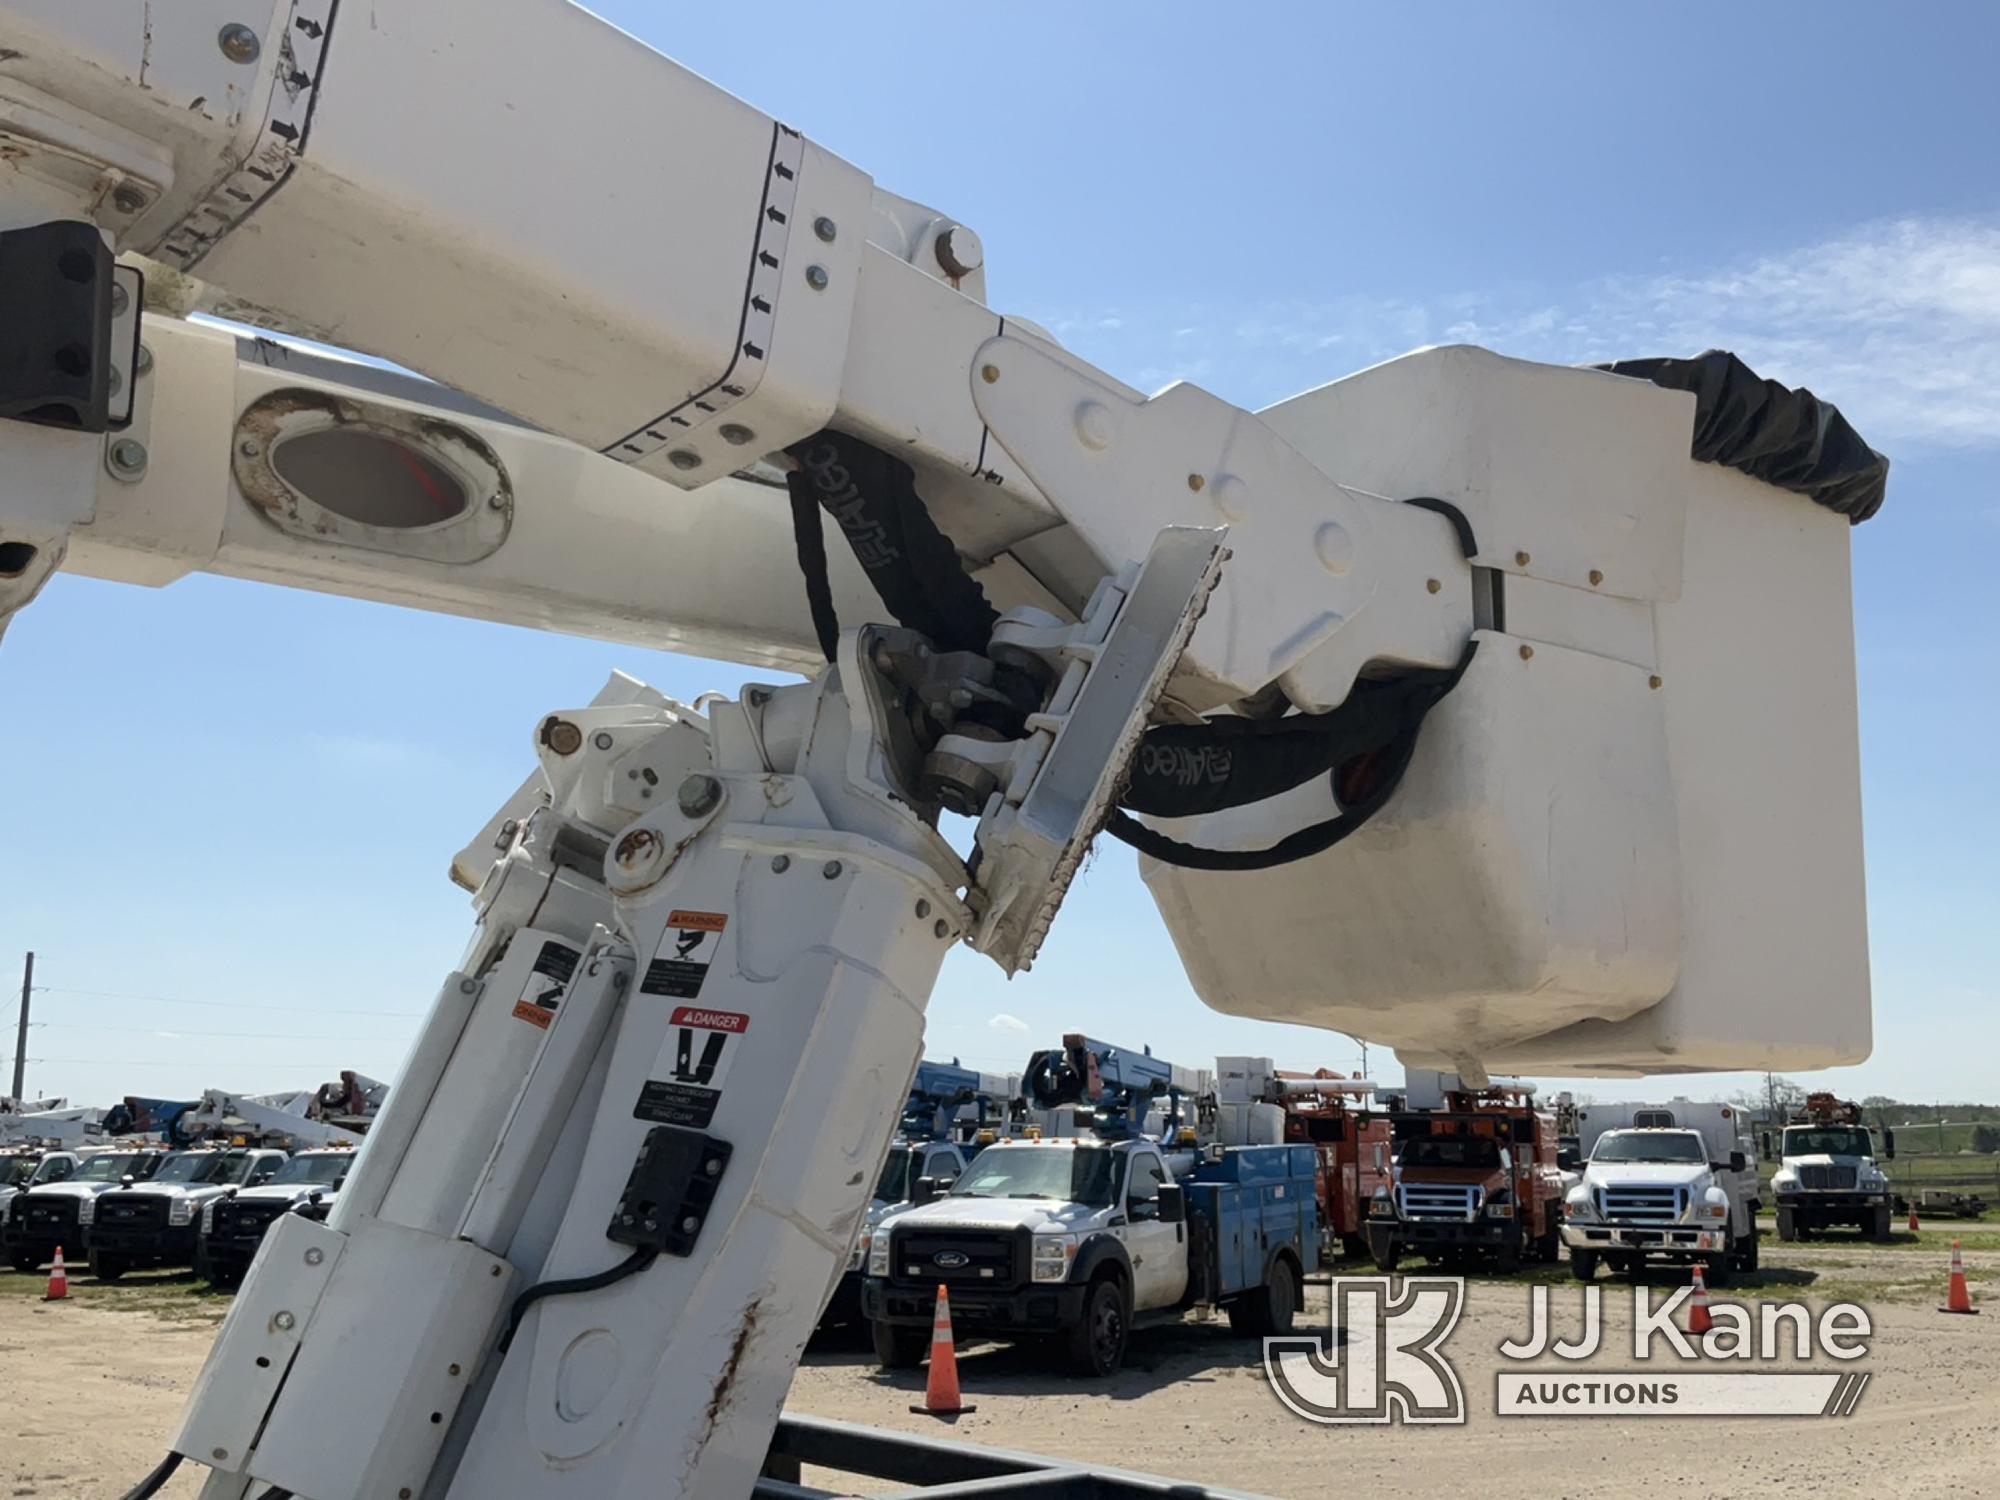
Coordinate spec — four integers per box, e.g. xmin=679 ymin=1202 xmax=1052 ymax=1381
xmin=115 ymin=1452 xmax=182 ymax=1500
xmin=498 ymin=1244 xmax=658 ymax=1353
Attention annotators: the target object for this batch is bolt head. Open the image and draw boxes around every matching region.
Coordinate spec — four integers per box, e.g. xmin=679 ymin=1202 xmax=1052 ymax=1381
xmin=934 ymin=919 xmax=950 ymax=939
xmin=821 ymin=860 xmax=843 ymax=880
xmin=718 ymin=422 xmax=755 ymax=446
xmin=980 ymin=363 xmax=1001 ymax=384
xmin=593 ymin=731 xmax=615 ymax=751
xmin=304 ymin=1247 xmax=325 ymax=1266
xmin=110 ymin=282 xmax=130 ymax=317
xmin=136 ymin=343 xmax=153 ymax=375
xmin=814 ymin=215 xmax=839 ymax=242
xmin=771 ymin=854 xmax=791 ymax=873
xmin=667 ymin=448 xmax=701 ymax=471
xmin=681 ymin=1216 xmax=700 ymax=1234
xmin=107 ymin=438 xmax=148 ymax=478
xmin=273 ymin=1310 xmax=296 ymax=1331
xmin=218 ymin=22 xmax=261 ymax=63
xmin=542 ymin=718 xmax=584 ymax=756
xmin=915 ymin=899 xmax=931 ymax=919
xmin=704 ymin=1157 xmax=722 ymax=1176
xmin=805 ymin=264 xmax=830 ymax=291
xmin=934 ymin=225 xmax=985 ymax=279
xmin=677 ymin=773 xmax=723 ymax=817
xmin=111 ymin=184 xmax=149 ymax=214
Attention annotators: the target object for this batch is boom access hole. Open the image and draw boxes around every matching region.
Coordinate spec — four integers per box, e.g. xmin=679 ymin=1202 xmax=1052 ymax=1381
xmin=271 ymin=427 xmax=471 ymax=530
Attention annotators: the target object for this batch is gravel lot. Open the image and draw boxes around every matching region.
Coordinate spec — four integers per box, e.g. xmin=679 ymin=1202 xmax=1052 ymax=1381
xmin=3 ymin=1232 xmax=1995 ymax=1499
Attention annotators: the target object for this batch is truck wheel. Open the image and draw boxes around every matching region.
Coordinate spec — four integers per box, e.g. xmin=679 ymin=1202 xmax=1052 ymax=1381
xmin=9 ymin=1252 xmax=40 ymax=1275
xmin=89 ymin=1250 xmax=130 ymax=1282
xmin=1231 ymin=1256 xmax=1300 ymax=1337
xmin=1870 ymin=1205 xmax=1893 ymax=1242
xmin=1732 ymin=1229 xmax=1760 ymax=1274
xmin=1775 ymin=1210 xmax=1796 ymax=1243
xmin=1064 ymin=1274 xmax=1130 ymax=1378
xmin=1568 ymin=1249 xmax=1598 ymax=1282
xmin=868 ymin=1319 xmax=929 ymax=1370
xmin=1537 ymin=1213 xmax=1562 ymax=1264
xmin=1703 ymin=1253 xmax=1732 ymax=1289
xmin=1368 ymin=1236 xmax=1400 ymax=1272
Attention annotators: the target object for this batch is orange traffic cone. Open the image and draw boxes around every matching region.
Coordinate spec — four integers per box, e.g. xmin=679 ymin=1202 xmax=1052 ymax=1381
xmin=1909 ymin=1204 xmax=1921 ymax=1233
xmin=910 ymin=1283 xmax=976 ymax=1416
xmin=1686 ymin=1262 xmax=1713 ymax=1336
xmin=43 ymin=1245 xmax=69 ymax=1302
xmin=1940 ymin=1239 xmax=1979 ymax=1315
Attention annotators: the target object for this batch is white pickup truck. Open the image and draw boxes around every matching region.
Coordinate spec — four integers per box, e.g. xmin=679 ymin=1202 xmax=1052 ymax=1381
xmin=861 ymin=1134 xmax=1317 ymax=1377
xmin=1562 ymin=1123 xmax=1760 ymax=1284
xmin=822 ymin=1134 xmax=977 ymax=1329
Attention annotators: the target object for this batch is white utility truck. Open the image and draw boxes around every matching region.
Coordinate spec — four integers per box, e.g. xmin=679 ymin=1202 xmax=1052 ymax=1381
xmin=1769 ymin=1093 xmax=1896 ymax=1241
xmin=197 ymin=1145 xmax=358 ymax=1287
xmin=0 ymin=2 xmax=1883 ymax=1494
xmin=83 ymin=1145 xmax=290 ymax=1280
xmin=1562 ymin=1100 xmax=1761 ymax=1283
xmin=864 ymin=1037 xmax=1314 ymax=1376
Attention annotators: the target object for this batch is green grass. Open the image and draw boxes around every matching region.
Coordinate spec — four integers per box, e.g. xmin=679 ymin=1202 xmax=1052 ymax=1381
xmin=0 ymin=1265 xmax=233 ymax=1324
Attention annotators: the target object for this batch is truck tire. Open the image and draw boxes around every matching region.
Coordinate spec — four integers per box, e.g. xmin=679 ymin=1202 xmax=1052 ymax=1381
xmin=1064 ymin=1273 xmax=1130 ymax=1378
xmin=1536 ymin=1212 xmax=1562 ymax=1264
xmin=1703 ymin=1252 xmax=1732 ymax=1289
xmin=1568 ymin=1249 xmax=1598 ymax=1282
xmin=89 ymin=1250 xmax=130 ymax=1282
xmin=1776 ymin=1209 xmax=1797 ymax=1243
xmin=1870 ymin=1204 xmax=1893 ymax=1242
xmin=1368 ymin=1237 xmax=1400 ymax=1273
xmin=1229 ymin=1255 xmax=1300 ymax=1337
xmin=9 ymin=1251 xmax=40 ymax=1275
xmin=868 ymin=1319 xmax=929 ymax=1370
xmin=1731 ymin=1228 xmax=1760 ymax=1274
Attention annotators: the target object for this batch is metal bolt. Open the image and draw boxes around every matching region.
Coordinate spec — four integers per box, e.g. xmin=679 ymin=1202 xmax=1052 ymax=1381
xmin=110 ymin=282 xmax=130 ymax=317
xmin=218 ymin=22 xmax=261 ymax=63
xmin=822 ymin=860 xmax=843 ymax=879
xmin=487 ymin=492 xmax=507 ymax=511
xmin=704 ymin=1157 xmax=722 ymax=1176
xmin=593 ymin=731 xmax=615 ymax=751
xmin=1514 ymin=550 xmax=1531 ymax=567
xmin=805 ymin=264 xmax=830 ymax=291
xmin=718 ymin=423 xmax=755 ymax=446
xmin=771 ymin=854 xmax=791 ymax=873
xmin=543 ymin=718 xmax=584 ymax=756
xmin=459 ymin=978 xmax=478 ymax=995
xmin=1426 ymin=578 xmax=1441 ymax=594
xmin=933 ymin=225 xmax=985 ymax=279
xmin=1649 ymin=674 xmax=1663 ymax=690
xmin=980 ymin=364 xmax=1001 ymax=384
xmin=449 ymin=1363 xmax=462 ymax=1377
xmin=238 ymin=438 xmax=261 ymax=459
xmin=111 ymin=183 xmax=149 ymax=215
xmin=273 ymin=1310 xmax=296 ymax=1330
xmin=213 ymin=1448 xmax=230 ymax=1462
xmin=681 ymin=1215 xmax=700 ymax=1234
xmin=107 ymin=367 xmax=123 ymax=396
xmin=1187 ymin=473 xmax=1206 ymax=493
xmin=1519 ymin=644 xmax=1534 ymax=661
xmin=934 ymin=919 xmax=949 ymax=939
xmin=1588 ymin=568 xmax=1604 ymax=586
xmin=106 ymin=438 xmax=148 ymax=480
xmin=642 ymin=1218 xmax=659 ymax=1233
xmin=304 ymin=1247 xmax=324 ymax=1266
xmin=677 ymin=773 xmax=722 ymax=817
xmin=915 ymin=899 xmax=931 ymax=919
xmin=136 ymin=343 xmax=153 ymax=375
xmin=667 ymin=448 xmax=701 ymax=471
xmin=814 ymin=215 xmax=838 ymax=242
xmin=490 ymin=1265 xmax=502 ymax=1276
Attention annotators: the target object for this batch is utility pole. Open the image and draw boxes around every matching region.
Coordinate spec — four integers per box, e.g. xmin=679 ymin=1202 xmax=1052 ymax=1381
xmin=10 ymin=951 xmax=30 ymax=1105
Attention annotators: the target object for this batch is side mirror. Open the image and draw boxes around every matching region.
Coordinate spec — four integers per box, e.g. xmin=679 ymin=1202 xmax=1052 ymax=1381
xmin=1126 ymin=1196 xmax=1160 ymax=1223
xmin=1729 ymin=1151 xmax=1747 ymax=1174
xmin=1883 ymin=1130 xmax=1896 ymax=1159
xmin=1157 ymin=1183 xmax=1186 ymax=1225
xmin=911 ymin=1176 xmax=941 ymax=1207
xmin=120 ymin=1174 xmax=136 ymax=1187
xmin=225 ymin=1186 xmax=240 ymax=1199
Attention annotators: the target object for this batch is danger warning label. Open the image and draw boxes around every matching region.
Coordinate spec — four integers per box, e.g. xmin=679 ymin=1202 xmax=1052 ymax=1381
xmin=511 ymin=940 xmax=580 ymax=1031
xmin=633 ymin=1005 xmax=750 ymax=1129
xmin=639 ymin=909 xmax=727 ymax=1000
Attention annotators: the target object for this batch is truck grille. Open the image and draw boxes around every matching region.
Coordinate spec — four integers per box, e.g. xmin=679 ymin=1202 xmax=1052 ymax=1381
xmin=1799 ymin=1164 xmax=1857 ymax=1191
xmin=1397 ymin=1184 xmax=1479 ymax=1222
xmin=215 ymin=1200 xmax=290 ymax=1240
xmin=19 ymin=1196 xmax=78 ymax=1236
xmin=888 ymin=1228 xmax=1024 ymax=1287
xmin=95 ymin=1194 xmax=170 ymax=1230
xmin=1599 ymin=1185 xmax=1685 ymax=1223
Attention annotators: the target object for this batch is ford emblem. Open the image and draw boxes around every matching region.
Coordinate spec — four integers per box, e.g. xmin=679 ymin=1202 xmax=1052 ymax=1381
xmin=932 ymin=1249 xmax=970 ymax=1269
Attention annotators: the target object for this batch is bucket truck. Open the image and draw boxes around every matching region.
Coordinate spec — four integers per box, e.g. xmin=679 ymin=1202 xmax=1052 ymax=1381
xmin=0 ymin=1 xmax=1884 ymax=1493
xmin=820 ymin=1058 xmax=1018 ymax=1329
xmin=862 ymin=1036 xmax=1316 ymax=1376
xmin=1214 ymin=1057 xmax=1392 ymax=1259
xmin=1768 ymin=1093 xmax=1896 ymax=1242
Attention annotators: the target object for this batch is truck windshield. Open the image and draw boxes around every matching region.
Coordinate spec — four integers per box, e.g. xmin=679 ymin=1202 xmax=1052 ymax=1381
xmin=1783 ymin=1127 xmax=1873 ymax=1157
xmin=874 ymin=1146 xmax=915 ymax=1203
xmin=2 ymin=1159 xmax=33 ymax=1188
xmin=272 ymin=1154 xmax=349 ymax=1187
xmin=1402 ymin=1138 xmax=1501 ymax=1169
xmin=151 ymin=1152 xmax=248 ymax=1186
xmin=950 ymin=1147 xmax=1120 ymax=1207
xmin=1592 ymin=1132 xmax=1704 ymax=1164
xmin=75 ymin=1154 xmax=143 ymax=1183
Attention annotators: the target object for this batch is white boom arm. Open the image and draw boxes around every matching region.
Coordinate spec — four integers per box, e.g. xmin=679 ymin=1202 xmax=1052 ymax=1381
xmin=0 ymin=4 xmax=1873 ymax=1499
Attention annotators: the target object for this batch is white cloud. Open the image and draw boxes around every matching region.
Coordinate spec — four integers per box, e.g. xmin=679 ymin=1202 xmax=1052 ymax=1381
xmin=987 ymin=1012 xmax=1029 ymax=1033
xmin=1029 ymin=215 xmax=2000 ymax=452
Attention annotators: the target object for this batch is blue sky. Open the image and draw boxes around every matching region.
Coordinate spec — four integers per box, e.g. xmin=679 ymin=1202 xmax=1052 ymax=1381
xmin=4 ymin=4 xmax=1996 ymax=1112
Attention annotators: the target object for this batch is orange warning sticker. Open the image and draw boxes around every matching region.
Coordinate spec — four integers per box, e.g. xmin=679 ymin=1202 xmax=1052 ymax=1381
xmin=512 ymin=1000 xmax=554 ymax=1030
xmin=666 ymin=909 xmax=729 ymax=933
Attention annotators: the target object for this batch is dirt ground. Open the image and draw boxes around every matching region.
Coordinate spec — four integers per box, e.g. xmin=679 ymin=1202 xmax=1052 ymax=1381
xmin=3 ymin=1232 xmax=1997 ymax=1499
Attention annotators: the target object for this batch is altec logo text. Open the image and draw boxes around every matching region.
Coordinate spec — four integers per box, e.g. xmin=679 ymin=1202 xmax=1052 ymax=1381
xmin=1264 ymin=1278 xmax=1873 ymax=1424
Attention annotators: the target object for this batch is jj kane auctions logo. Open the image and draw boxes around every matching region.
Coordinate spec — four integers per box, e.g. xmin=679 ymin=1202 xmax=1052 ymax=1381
xmin=1265 ymin=1278 xmax=1873 ymax=1424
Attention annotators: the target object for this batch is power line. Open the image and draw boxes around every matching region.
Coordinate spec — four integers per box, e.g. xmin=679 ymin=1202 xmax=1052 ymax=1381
xmin=32 ymin=1057 xmax=404 ymax=1069
xmin=38 ymin=986 xmax=424 ymax=1019
xmin=36 ymin=1023 xmax=412 ymax=1043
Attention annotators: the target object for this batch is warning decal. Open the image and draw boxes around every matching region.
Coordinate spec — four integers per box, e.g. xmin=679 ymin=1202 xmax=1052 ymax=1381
xmin=639 ymin=910 xmax=728 ymax=1000
xmin=512 ymin=941 xmax=580 ymax=1031
xmin=633 ymin=1005 xmax=751 ymax=1129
